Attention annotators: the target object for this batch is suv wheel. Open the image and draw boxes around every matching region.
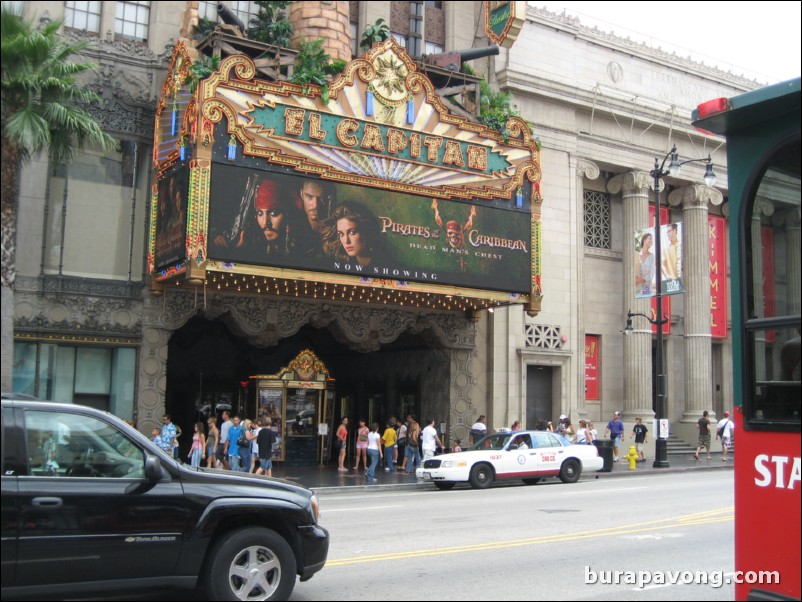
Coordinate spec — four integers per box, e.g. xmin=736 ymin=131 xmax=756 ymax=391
xmin=207 ymin=527 xmax=296 ymax=601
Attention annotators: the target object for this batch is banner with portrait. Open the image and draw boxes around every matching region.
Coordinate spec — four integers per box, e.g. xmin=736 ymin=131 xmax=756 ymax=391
xmin=633 ymin=223 xmax=684 ymax=299
xmin=207 ymin=163 xmax=532 ymax=293
xmin=154 ymin=163 xmax=189 ymax=270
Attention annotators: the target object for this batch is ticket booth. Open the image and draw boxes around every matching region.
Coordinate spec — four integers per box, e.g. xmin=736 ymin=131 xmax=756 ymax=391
xmin=248 ymin=350 xmax=335 ymax=466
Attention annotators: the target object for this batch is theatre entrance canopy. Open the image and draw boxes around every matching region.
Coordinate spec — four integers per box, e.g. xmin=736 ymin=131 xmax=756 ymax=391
xmin=149 ymin=39 xmax=543 ymax=315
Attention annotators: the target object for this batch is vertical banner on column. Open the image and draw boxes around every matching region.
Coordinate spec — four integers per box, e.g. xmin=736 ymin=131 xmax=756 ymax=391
xmin=647 ymin=206 xmax=671 ymax=335
xmin=761 ymin=226 xmax=776 ymax=342
xmin=584 ymin=335 xmax=600 ymax=401
xmin=709 ymin=215 xmax=728 ymax=339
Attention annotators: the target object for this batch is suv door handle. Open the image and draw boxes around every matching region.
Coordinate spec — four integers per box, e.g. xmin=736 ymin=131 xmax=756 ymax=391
xmin=32 ymin=497 xmax=63 ymax=508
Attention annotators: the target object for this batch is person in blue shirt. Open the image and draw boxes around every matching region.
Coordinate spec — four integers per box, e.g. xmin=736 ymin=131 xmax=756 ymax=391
xmin=605 ymin=411 xmax=625 ymax=463
xmin=225 ymin=415 xmax=243 ymax=471
xmin=159 ymin=414 xmax=177 ymax=455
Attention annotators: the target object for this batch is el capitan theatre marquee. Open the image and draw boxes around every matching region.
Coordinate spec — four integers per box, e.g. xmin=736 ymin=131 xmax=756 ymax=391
xmin=149 ymin=39 xmax=543 ymax=314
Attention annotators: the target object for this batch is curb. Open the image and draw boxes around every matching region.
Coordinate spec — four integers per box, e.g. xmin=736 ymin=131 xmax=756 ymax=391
xmin=310 ymin=463 xmax=733 ymax=495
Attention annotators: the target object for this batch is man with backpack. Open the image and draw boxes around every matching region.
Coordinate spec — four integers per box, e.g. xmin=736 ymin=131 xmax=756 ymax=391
xmin=716 ymin=411 xmax=734 ymax=461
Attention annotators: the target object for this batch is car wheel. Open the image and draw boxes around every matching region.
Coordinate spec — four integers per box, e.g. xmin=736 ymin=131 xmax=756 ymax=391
xmin=522 ymin=477 xmax=541 ymax=485
xmin=469 ymin=463 xmax=494 ymax=489
xmin=559 ymin=459 xmax=582 ymax=483
xmin=206 ymin=527 xmax=296 ymax=601
xmin=434 ymin=481 xmax=456 ymax=490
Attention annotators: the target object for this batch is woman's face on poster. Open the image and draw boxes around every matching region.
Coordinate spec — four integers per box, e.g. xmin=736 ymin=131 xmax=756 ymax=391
xmin=256 ymin=208 xmax=285 ymax=241
xmin=642 ymin=234 xmax=652 ymax=251
xmin=337 ymin=218 xmax=364 ymax=257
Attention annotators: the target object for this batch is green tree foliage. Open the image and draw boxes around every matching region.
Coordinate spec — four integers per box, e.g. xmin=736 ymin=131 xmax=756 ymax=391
xmin=289 ymin=39 xmax=346 ymax=104
xmin=1 ymin=6 xmax=117 ymax=291
xmin=360 ymin=18 xmax=390 ymax=52
xmin=248 ymin=0 xmax=294 ymax=48
xmin=192 ymin=16 xmax=218 ymax=41
xmin=476 ymin=80 xmax=531 ymax=143
xmin=1 ymin=7 xmax=116 ymax=168
xmin=186 ymin=54 xmax=221 ymax=93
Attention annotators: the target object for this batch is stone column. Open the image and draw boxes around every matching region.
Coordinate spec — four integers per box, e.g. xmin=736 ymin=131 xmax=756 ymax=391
xmin=752 ymin=200 xmax=775 ymax=383
xmin=289 ymin=1 xmax=352 ymax=63
xmin=779 ymin=208 xmax=801 ymax=315
xmin=136 ymin=294 xmax=171 ymax=435
xmin=575 ymin=158 xmax=600 ymax=419
xmin=668 ymin=185 xmax=723 ymax=421
xmin=608 ymin=171 xmax=653 ymax=420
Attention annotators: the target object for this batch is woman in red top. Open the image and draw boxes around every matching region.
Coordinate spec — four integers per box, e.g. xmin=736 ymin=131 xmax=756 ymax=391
xmin=336 ymin=417 xmax=348 ymax=472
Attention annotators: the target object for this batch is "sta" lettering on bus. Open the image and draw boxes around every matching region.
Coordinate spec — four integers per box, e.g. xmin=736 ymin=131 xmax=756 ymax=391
xmin=754 ymin=454 xmax=801 ymax=489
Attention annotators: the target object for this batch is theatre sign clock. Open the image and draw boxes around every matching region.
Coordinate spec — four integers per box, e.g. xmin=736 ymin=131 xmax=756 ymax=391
xmin=149 ymin=38 xmax=543 ymax=315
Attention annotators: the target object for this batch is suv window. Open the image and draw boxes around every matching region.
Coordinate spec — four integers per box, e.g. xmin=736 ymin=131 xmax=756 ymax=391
xmin=25 ymin=410 xmax=144 ymax=479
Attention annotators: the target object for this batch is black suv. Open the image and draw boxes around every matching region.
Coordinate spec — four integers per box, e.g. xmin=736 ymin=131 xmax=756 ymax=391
xmin=1 ymin=396 xmax=328 ymax=600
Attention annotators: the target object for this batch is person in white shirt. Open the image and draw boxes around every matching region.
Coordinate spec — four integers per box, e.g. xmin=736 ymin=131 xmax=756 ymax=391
xmin=421 ymin=418 xmax=444 ymax=461
xmin=469 ymin=415 xmax=487 ymax=446
xmin=366 ymin=423 xmax=383 ymax=482
xmin=573 ymin=419 xmax=593 ymax=445
xmin=716 ymin=411 xmax=735 ymax=461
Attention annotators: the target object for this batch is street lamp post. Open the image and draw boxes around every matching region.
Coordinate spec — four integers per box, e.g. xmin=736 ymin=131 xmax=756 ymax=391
xmin=625 ymin=145 xmax=716 ymax=468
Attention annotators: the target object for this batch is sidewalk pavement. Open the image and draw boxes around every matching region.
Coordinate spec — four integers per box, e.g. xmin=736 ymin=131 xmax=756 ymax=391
xmin=269 ymin=452 xmax=734 ymax=495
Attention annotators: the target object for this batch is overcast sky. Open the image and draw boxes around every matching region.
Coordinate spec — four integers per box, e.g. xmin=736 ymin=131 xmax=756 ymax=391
xmin=529 ymin=1 xmax=801 ymax=85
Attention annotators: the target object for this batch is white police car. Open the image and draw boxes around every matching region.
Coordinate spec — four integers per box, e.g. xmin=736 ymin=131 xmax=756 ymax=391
xmin=416 ymin=430 xmax=603 ymax=490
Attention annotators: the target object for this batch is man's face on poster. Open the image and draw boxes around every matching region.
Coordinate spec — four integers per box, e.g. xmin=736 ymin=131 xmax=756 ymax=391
xmin=300 ymin=181 xmax=326 ymax=224
xmin=256 ymin=207 xmax=285 ymax=241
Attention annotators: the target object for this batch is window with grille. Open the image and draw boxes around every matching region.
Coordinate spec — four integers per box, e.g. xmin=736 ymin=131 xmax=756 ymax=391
xmin=114 ymin=1 xmax=150 ymax=42
xmin=391 ymin=32 xmax=407 ymax=48
xmin=232 ymin=0 xmax=258 ymax=26
xmin=425 ymin=41 xmax=443 ymax=54
xmin=584 ymin=190 xmax=611 ymax=249
xmin=65 ymin=1 xmax=101 ymax=33
xmin=525 ymin=324 xmax=564 ymax=349
xmin=198 ymin=0 xmax=218 ymax=21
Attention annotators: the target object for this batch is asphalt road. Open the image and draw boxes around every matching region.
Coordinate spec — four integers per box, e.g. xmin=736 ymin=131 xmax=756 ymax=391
xmin=294 ymin=471 xmax=735 ymax=601
xmin=61 ymin=471 xmax=735 ymax=601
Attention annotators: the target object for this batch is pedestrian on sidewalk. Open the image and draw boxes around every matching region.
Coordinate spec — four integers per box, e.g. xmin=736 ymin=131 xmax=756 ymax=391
xmin=716 ymin=411 xmax=734 ymax=461
xmin=366 ymin=422 xmax=383 ymax=483
xmin=353 ymin=419 xmax=369 ymax=472
xmin=695 ymin=410 xmax=712 ymax=460
xmin=405 ymin=416 xmax=422 ymax=474
xmin=469 ymin=415 xmax=487 ymax=446
xmin=573 ymin=419 xmax=592 ymax=445
xmin=381 ymin=420 xmax=397 ymax=472
xmin=421 ymin=418 xmax=444 ymax=461
xmin=605 ymin=411 xmax=625 ymax=462
xmin=631 ymin=417 xmax=648 ymax=462
xmin=255 ymin=417 xmax=276 ymax=477
xmin=336 ymin=417 xmax=348 ymax=471
xmin=396 ymin=418 xmax=407 ymax=471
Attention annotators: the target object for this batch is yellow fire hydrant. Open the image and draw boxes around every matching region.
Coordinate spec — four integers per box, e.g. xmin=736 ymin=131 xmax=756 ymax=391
xmin=627 ymin=445 xmax=639 ymax=470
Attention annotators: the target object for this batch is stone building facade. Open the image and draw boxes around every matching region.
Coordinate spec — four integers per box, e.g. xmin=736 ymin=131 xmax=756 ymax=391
xmin=7 ymin=1 xmax=767 ymax=455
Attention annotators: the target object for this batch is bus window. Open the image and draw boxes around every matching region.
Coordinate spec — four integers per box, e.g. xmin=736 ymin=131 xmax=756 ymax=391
xmin=744 ymin=139 xmax=801 ymax=427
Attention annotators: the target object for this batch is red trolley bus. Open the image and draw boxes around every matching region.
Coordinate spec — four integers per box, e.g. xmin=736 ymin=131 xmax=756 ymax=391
xmin=693 ymin=78 xmax=800 ymax=601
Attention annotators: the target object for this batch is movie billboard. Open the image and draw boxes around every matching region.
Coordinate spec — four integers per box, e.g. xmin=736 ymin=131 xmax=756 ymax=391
xmin=207 ymin=163 xmax=531 ymax=293
xmin=154 ymin=163 xmax=189 ymax=271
